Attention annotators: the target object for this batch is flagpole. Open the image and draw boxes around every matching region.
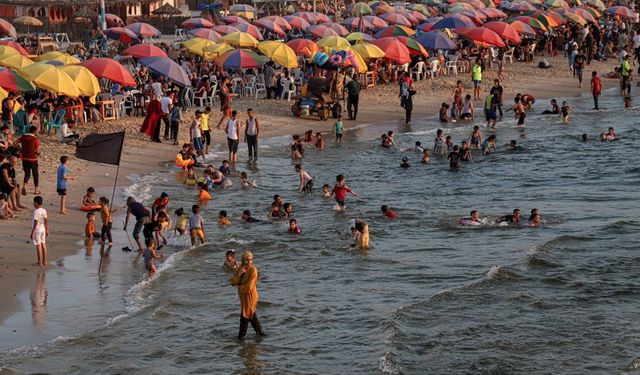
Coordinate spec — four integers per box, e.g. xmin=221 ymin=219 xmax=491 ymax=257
xmin=99 ymin=163 xmax=120 ymax=274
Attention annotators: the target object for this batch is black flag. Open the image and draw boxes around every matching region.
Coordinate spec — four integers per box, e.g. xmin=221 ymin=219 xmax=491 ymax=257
xmin=75 ymin=131 xmax=125 ymax=166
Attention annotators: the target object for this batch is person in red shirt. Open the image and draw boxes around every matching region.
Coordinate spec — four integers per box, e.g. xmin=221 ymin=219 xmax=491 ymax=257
xmin=590 ymin=71 xmax=602 ymax=110
xmin=330 ymin=174 xmax=358 ymax=211
xmin=151 ymin=192 xmax=170 ymax=219
xmin=381 ymin=205 xmax=398 ymax=219
xmin=16 ymin=125 xmax=40 ymax=195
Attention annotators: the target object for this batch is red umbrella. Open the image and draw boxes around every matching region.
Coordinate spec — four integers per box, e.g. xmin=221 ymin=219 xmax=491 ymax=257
xmin=0 ymin=40 xmax=29 ymax=56
xmin=480 ymin=8 xmax=507 ymax=18
xmin=123 ymin=44 xmax=169 ymax=58
xmin=105 ymin=13 xmax=123 ymax=26
xmin=604 ymin=5 xmax=638 ymax=19
xmin=0 ymin=67 xmax=35 ymax=92
xmin=312 ymin=12 xmax=330 ymax=23
xmin=484 ymin=21 xmax=522 ymax=43
xmin=105 ymin=27 xmax=140 ymax=44
xmin=126 ymin=22 xmax=161 ymax=37
xmin=379 ymin=13 xmax=412 ymax=26
xmin=182 ymin=17 xmax=214 ymax=30
xmin=212 ymin=25 xmax=240 ymax=35
xmin=284 ymin=15 xmax=311 ymax=30
xmin=80 ymin=58 xmax=137 ymax=87
xmin=287 ymin=39 xmax=320 ymax=57
xmin=188 ymin=28 xmax=222 ymax=42
xmin=454 ymin=26 xmax=506 ymax=47
xmin=372 ymin=37 xmax=411 ymax=63
xmin=231 ymin=22 xmax=263 ymax=40
xmin=0 ymin=18 xmax=17 ymax=39
xmin=253 ymin=19 xmax=287 ymax=37
xmin=307 ymin=25 xmax=339 ymax=39
xmin=318 ymin=22 xmax=350 ymax=36
xmin=222 ymin=15 xmax=249 ymax=25
xmin=509 ymin=20 xmax=537 ymax=35
xmin=363 ymin=15 xmax=389 ymax=28
xmin=259 ymin=15 xmax=292 ymax=30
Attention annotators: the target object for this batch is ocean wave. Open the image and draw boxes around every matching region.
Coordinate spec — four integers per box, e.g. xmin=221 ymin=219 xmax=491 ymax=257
xmin=527 ymin=234 xmax=591 ymax=256
xmin=0 ymin=334 xmax=78 ymax=362
xmin=378 ymin=351 xmax=402 ymax=375
xmin=526 ymin=254 xmax=559 ymax=269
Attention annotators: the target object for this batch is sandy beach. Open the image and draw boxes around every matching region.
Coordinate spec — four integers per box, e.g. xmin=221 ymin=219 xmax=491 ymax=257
xmin=0 ymin=54 xmax=618 ymax=327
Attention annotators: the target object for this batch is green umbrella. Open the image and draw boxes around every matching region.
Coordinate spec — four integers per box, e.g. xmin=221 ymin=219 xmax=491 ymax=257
xmin=350 ymin=2 xmax=373 ymax=16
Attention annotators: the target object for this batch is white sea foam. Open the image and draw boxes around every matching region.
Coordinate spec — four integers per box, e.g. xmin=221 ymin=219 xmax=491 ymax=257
xmin=485 ymin=265 xmax=502 ymax=280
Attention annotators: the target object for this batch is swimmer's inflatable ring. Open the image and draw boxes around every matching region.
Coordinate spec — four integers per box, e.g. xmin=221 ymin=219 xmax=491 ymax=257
xmin=329 ymin=53 xmax=344 ymax=65
xmin=185 ymin=177 xmax=203 ymax=186
xmin=80 ymin=205 xmax=101 ymax=212
xmin=176 ymin=153 xmax=195 ymax=168
xmin=458 ymin=219 xmax=481 ymax=226
xmin=312 ymin=52 xmax=329 ymax=66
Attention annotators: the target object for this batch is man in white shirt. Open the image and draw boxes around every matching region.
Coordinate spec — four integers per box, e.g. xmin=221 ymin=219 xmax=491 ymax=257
xmin=57 ymin=122 xmax=80 ymax=144
xmin=160 ymin=94 xmax=172 ymax=140
xmin=31 ymin=195 xmax=48 ymax=266
xmin=150 ymin=77 xmax=163 ymax=98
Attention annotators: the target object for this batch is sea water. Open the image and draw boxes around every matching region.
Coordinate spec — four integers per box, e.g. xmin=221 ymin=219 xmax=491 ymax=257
xmin=1 ymin=90 xmax=640 ymax=374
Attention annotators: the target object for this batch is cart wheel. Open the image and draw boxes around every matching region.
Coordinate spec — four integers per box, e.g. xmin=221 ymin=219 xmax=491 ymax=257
xmin=320 ymin=107 xmax=330 ymax=121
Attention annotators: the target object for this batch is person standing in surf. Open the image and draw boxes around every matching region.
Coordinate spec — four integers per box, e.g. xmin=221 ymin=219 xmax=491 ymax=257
xmin=230 ymin=251 xmax=265 ymax=340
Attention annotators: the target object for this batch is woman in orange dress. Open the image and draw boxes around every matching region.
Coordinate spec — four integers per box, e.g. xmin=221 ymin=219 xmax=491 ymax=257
xmin=230 ymin=251 xmax=265 ymax=339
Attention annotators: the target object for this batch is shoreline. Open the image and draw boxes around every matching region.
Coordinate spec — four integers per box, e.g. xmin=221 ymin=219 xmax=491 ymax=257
xmin=0 ymin=55 xmax=618 ymax=340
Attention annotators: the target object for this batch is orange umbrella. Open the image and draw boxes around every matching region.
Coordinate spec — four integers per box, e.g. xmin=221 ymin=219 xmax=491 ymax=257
xmin=484 ymin=21 xmax=522 ymax=44
xmin=371 ymin=37 xmax=411 ymax=63
xmin=287 ymin=39 xmax=320 ymax=57
xmin=454 ymin=26 xmax=506 ymax=47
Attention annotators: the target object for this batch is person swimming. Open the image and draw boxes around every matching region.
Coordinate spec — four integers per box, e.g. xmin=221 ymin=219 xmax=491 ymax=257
xmin=448 ymin=145 xmax=460 ymax=169
xmin=499 ymin=208 xmax=521 ymax=224
xmin=400 ymin=157 xmax=410 ymax=168
xmin=459 ymin=210 xmax=482 ymax=226
xmin=421 ymin=150 xmax=430 ymax=164
xmin=241 ymin=209 xmax=260 ymax=223
xmin=541 ymin=99 xmax=560 ymax=115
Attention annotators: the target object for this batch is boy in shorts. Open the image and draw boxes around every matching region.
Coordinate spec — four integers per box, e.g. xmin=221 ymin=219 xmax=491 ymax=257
xmin=330 ymin=174 xmax=358 ymax=211
xmin=190 ymin=111 xmax=205 ymax=161
xmin=31 ymin=195 xmax=48 ymax=266
xmin=189 ymin=204 xmax=205 ymax=246
xmin=201 ymin=107 xmax=212 ymax=155
xmin=56 ymin=156 xmax=73 ymax=215
xmin=143 ymin=238 xmax=163 ymax=279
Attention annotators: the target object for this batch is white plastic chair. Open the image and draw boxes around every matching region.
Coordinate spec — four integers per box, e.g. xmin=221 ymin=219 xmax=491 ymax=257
xmin=243 ymin=77 xmax=256 ymax=97
xmin=193 ymin=87 xmax=208 ymax=107
xmin=113 ymin=94 xmax=125 ymax=118
xmin=411 ymin=61 xmax=426 ymax=80
xmin=445 ymin=57 xmax=459 ymax=75
xmin=280 ymin=78 xmax=295 ymax=100
xmin=208 ymin=83 xmax=217 ymax=105
xmin=503 ymin=47 xmax=515 ymax=64
xmin=255 ymin=79 xmax=266 ymax=99
xmin=427 ymin=60 xmax=440 ymax=79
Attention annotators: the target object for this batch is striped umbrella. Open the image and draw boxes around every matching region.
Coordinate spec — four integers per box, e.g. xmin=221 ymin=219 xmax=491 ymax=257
xmin=371 ymin=38 xmax=411 ymax=63
xmin=222 ymin=16 xmax=249 ymax=25
xmin=284 ymin=15 xmax=311 ymax=30
xmin=0 ymin=41 xmax=28 ymax=56
xmin=231 ymin=23 xmax=264 ymax=40
xmin=396 ymin=36 xmax=429 ymax=56
xmin=125 ymin=22 xmax=161 ymax=37
xmin=604 ymin=5 xmax=638 ymax=19
xmin=363 ymin=15 xmax=389 ymax=28
xmin=508 ymin=20 xmax=537 ymax=35
xmin=216 ymin=49 xmax=266 ymax=69
xmin=287 ymin=39 xmax=320 ymax=57
xmin=319 ymin=22 xmax=350 ymax=36
xmin=212 ymin=25 xmax=241 ymax=35
xmin=454 ymin=26 xmax=506 ymax=47
xmin=188 ymin=28 xmax=222 ymax=42
xmin=258 ymin=16 xmax=292 ymax=30
xmin=484 ymin=21 xmax=522 ymax=43
xmin=254 ymin=19 xmax=287 ymax=37
xmin=585 ymin=0 xmax=604 ymax=10
xmin=105 ymin=27 xmax=140 ymax=44
xmin=341 ymin=17 xmax=377 ymax=30
xmin=307 ymin=25 xmax=339 ymax=39
xmin=379 ymin=13 xmax=412 ymax=26
xmin=182 ymin=17 xmax=214 ymax=29
xmin=0 ymin=67 xmax=35 ymax=92
xmin=431 ymin=16 xmax=475 ymax=30
xmin=350 ymin=2 xmax=373 ymax=16
xmin=375 ymin=25 xmax=416 ymax=38
xmin=138 ymin=57 xmax=191 ymax=87
xmin=509 ymin=16 xmax=548 ymax=30
xmin=123 ymin=44 xmax=169 ymax=58
xmin=0 ymin=18 xmax=17 ymax=39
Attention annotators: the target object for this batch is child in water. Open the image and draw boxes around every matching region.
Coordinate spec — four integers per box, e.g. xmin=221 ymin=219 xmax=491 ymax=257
xmin=421 ymin=150 xmax=430 ymax=164
xmin=381 ymin=205 xmax=398 ymax=218
xmin=143 ymin=238 xmax=164 ymax=279
xmin=334 ymin=116 xmax=343 ymax=142
xmin=197 ymin=182 xmax=211 ymax=201
xmin=448 ymin=145 xmax=460 ymax=169
xmin=223 ymin=250 xmax=239 ymax=271
xmin=85 ymin=212 xmax=99 ymax=239
xmin=322 ymin=184 xmax=331 ymax=198
xmin=331 ymin=174 xmax=358 ymax=210
xmin=415 ymin=141 xmax=424 ymax=153
xmin=240 ymin=171 xmax=257 ymax=188
xmin=82 ymin=187 xmax=97 ymax=209
xmin=184 ymin=165 xmax=198 ymax=186
xmin=481 ymin=135 xmax=497 ymax=155
xmin=624 ymin=96 xmax=632 ymax=108
xmin=561 ymin=101 xmax=571 ymax=123
xmin=469 ymin=126 xmax=482 ymax=149
xmin=400 ymin=157 xmax=410 ymax=168
xmin=218 ymin=210 xmax=231 ymax=225
xmin=269 ymin=202 xmax=281 ymax=219
xmin=288 ymin=218 xmax=301 ymax=234
xmin=174 ymin=208 xmax=188 ymax=236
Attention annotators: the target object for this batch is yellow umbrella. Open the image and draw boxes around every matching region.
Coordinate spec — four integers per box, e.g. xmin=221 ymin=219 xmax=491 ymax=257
xmin=13 ymin=16 xmax=43 ymax=26
xmin=563 ymin=12 xmax=586 ymax=25
xmin=0 ymin=54 xmax=33 ymax=70
xmin=59 ymin=65 xmax=100 ymax=103
xmin=257 ymin=41 xmax=299 ymax=68
xmin=18 ymin=62 xmax=80 ymax=97
xmin=317 ymin=35 xmax=351 ymax=50
xmin=37 ymin=51 xmax=80 ymax=65
xmin=0 ymin=87 xmax=7 ymax=113
xmin=352 ymin=42 xmax=385 ymax=59
xmin=221 ymin=31 xmax=259 ymax=48
xmin=348 ymin=51 xmax=368 ymax=73
xmin=203 ymin=43 xmax=235 ymax=60
xmin=0 ymin=46 xmax=21 ymax=56
xmin=183 ymin=37 xmax=217 ymax=56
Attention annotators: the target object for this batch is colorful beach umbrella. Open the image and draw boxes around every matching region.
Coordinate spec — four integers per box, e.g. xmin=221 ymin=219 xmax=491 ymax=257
xmin=562 ymin=11 xmax=586 ymax=24
xmin=59 ymin=65 xmax=100 ymax=103
xmin=0 ymin=54 xmax=33 ymax=70
xmin=125 ymin=22 xmax=161 ymax=37
xmin=509 ymin=20 xmax=537 ymax=35
xmin=502 ymin=1 xmax=537 ymax=12
xmin=341 ymin=17 xmax=375 ymax=30
xmin=374 ymin=25 xmax=416 ymax=38
xmin=229 ymin=4 xmax=256 ymax=19
xmin=509 ymin=16 xmax=548 ymax=30
xmin=221 ymin=31 xmax=259 ymax=48
xmin=13 ymin=16 xmax=42 ymax=26
xmin=216 ymin=49 xmax=266 ymax=69
xmin=454 ymin=26 xmax=506 ymax=47
xmin=416 ymin=31 xmax=457 ymax=50
xmin=188 ymin=28 xmax=222 ymax=42
xmin=182 ymin=17 xmax=214 ymax=29
xmin=254 ymin=19 xmax=287 ymax=37
xmin=585 ymin=0 xmax=604 ymax=10
xmin=0 ymin=41 xmax=28 ymax=56
xmin=105 ymin=27 xmax=140 ymax=44
xmin=36 ymin=51 xmax=80 ymax=65
xmin=307 ymin=24 xmax=339 ymax=39
xmin=317 ymin=35 xmax=351 ymax=50
xmin=543 ymin=0 xmax=568 ymax=8
xmin=138 ymin=57 xmax=191 ymax=87
xmin=379 ymin=13 xmax=413 ymax=26
xmin=258 ymin=16 xmax=292 ymax=30
xmin=363 ymin=15 xmax=389 ymax=28
xmin=19 ymin=63 xmax=80 ymax=97
xmin=287 ymin=39 xmax=320 ymax=57
xmin=222 ymin=15 xmax=249 ymax=25
xmin=0 ymin=18 xmax=17 ymax=39
xmin=123 ymin=44 xmax=168 ymax=58
xmin=0 ymin=67 xmax=35 ymax=92
xmin=212 ymin=25 xmax=241 ymax=35
xmin=284 ymin=15 xmax=311 ymax=30
xmin=0 ymin=45 xmax=21 ymax=57
xmin=202 ymin=44 xmax=235 ymax=60
xmin=79 ymin=58 xmax=137 ymax=87
xmin=570 ymin=7 xmax=597 ymax=23
xmin=105 ymin=13 xmax=123 ymax=26
xmin=183 ymin=37 xmax=217 ymax=55
xmin=480 ymin=8 xmax=507 ymax=18
xmin=350 ymin=2 xmax=373 ymax=15
xmin=319 ymin=22 xmax=350 ymax=36
xmin=396 ymin=36 xmax=429 ymax=56
xmin=604 ymin=5 xmax=638 ymax=19
xmin=484 ymin=21 xmax=522 ymax=43
xmin=231 ymin=23 xmax=264 ymax=40
xmin=346 ymin=32 xmax=376 ymax=42
xmin=258 ymin=41 xmax=299 ymax=68
xmin=352 ymin=42 xmax=386 ymax=58
xmin=431 ymin=16 xmax=475 ymax=29
xmin=371 ymin=38 xmax=411 ymax=63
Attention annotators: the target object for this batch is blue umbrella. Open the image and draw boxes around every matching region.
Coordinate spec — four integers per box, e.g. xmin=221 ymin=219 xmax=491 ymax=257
xmin=416 ymin=31 xmax=457 ymax=50
xmin=430 ymin=17 xmax=474 ymax=30
xmin=138 ymin=57 xmax=191 ymax=87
